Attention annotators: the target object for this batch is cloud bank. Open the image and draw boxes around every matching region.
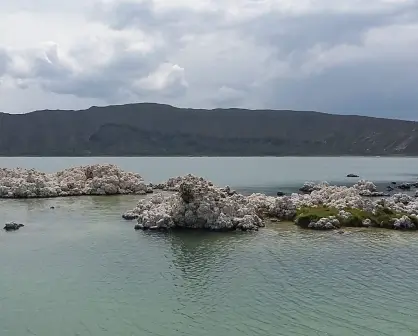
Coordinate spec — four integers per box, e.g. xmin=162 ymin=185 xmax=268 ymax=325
xmin=0 ymin=0 xmax=417 ymax=119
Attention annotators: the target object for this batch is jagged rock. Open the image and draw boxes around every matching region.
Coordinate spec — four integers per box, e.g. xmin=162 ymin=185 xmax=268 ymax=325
xmin=4 ymin=222 xmax=24 ymax=231
xmin=299 ymin=182 xmax=328 ymax=194
xmin=393 ymin=216 xmax=415 ymax=230
xmin=354 ymin=180 xmax=377 ymax=192
xmin=362 ymin=219 xmax=372 ymax=227
xmin=154 ymin=174 xmax=213 ymax=192
xmin=127 ymin=177 xmax=264 ymax=231
xmin=398 ymin=183 xmax=411 ymax=190
xmin=359 ymin=191 xmax=390 ymax=197
xmin=123 ymin=175 xmax=418 ymax=233
xmin=0 ymin=164 xmax=147 ymax=198
xmin=338 ymin=210 xmax=352 ymax=221
xmin=308 ymin=216 xmax=340 ymax=230
xmin=122 ymin=212 xmax=139 ymax=220
xmin=299 ymin=182 xmax=316 ymax=193
xmin=221 ymin=186 xmax=237 ymax=196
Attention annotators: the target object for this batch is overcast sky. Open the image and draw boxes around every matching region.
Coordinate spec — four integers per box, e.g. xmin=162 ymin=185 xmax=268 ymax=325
xmin=0 ymin=0 xmax=417 ymax=119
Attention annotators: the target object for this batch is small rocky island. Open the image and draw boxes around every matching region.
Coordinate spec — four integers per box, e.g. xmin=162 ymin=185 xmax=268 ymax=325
xmin=2 ymin=163 xmax=418 ymax=232
xmin=0 ymin=164 xmax=151 ymax=198
xmin=123 ymin=175 xmax=418 ymax=232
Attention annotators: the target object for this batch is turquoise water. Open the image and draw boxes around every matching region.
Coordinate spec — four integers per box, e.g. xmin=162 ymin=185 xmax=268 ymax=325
xmin=0 ymin=156 xmax=417 ymax=194
xmin=1 ymin=157 xmax=418 ymax=335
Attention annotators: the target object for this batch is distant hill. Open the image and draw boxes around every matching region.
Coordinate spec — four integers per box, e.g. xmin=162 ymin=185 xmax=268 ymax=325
xmin=0 ymin=103 xmax=417 ymax=156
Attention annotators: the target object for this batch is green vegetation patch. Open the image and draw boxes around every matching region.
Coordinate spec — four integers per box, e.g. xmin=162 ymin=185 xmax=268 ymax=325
xmin=295 ymin=206 xmax=417 ymax=230
xmin=295 ymin=206 xmax=340 ymax=228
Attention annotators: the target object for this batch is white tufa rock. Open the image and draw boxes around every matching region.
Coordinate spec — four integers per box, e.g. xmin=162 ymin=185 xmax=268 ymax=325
xmin=130 ymin=177 xmax=264 ymax=231
xmin=338 ymin=210 xmax=353 ymax=221
xmin=0 ymin=164 xmax=148 ymax=198
xmin=308 ymin=216 xmax=340 ymax=230
xmin=153 ymin=174 xmax=214 ymax=191
xmin=123 ymin=175 xmax=418 ymax=231
xmin=362 ymin=219 xmax=372 ymax=227
xmin=393 ymin=216 xmax=416 ymax=230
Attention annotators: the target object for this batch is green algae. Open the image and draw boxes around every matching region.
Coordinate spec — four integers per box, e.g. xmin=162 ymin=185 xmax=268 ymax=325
xmin=294 ymin=206 xmax=417 ymax=230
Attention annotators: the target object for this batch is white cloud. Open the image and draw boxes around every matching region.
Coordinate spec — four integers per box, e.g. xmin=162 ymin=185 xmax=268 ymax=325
xmin=0 ymin=0 xmax=417 ymax=118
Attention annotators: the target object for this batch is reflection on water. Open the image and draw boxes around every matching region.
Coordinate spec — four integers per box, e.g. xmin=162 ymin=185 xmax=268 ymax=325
xmin=2 ymin=193 xmax=418 ymax=336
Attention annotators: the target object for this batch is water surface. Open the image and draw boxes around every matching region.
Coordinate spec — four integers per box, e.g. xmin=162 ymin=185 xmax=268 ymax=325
xmin=0 ymin=156 xmax=416 ymax=194
xmin=1 ymin=157 xmax=418 ymax=335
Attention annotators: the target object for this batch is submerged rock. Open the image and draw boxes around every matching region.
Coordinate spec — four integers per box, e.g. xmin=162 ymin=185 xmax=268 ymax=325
xmin=398 ymin=183 xmax=412 ymax=190
xmin=4 ymin=222 xmax=24 ymax=231
xmin=0 ymin=164 xmax=148 ymax=198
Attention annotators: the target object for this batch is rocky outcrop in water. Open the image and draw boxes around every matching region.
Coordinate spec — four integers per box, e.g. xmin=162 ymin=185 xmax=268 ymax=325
xmin=4 ymin=222 xmax=24 ymax=231
xmin=0 ymin=164 xmax=148 ymax=198
xmin=124 ymin=175 xmax=418 ymax=232
xmin=125 ymin=176 xmax=264 ymax=231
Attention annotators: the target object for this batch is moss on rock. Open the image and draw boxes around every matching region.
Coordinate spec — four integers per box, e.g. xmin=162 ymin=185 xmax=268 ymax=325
xmin=294 ymin=206 xmax=417 ymax=230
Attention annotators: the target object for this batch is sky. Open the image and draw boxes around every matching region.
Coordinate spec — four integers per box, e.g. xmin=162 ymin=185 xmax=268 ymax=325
xmin=0 ymin=0 xmax=417 ymax=119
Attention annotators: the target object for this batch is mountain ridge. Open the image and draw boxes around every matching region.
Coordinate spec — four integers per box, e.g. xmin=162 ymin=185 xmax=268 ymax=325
xmin=0 ymin=103 xmax=417 ymax=156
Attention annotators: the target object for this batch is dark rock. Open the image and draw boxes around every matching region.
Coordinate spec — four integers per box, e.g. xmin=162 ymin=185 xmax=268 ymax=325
xmin=398 ymin=183 xmax=411 ymax=190
xmin=134 ymin=224 xmax=144 ymax=230
xmin=50 ymin=206 xmax=55 ymax=209
xmin=277 ymin=191 xmax=285 ymax=196
xmin=123 ymin=213 xmax=139 ymax=220
xmin=222 ymin=185 xmax=237 ymax=196
xmin=392 ymin=181 xmax=397 ymax=185
xmin=346 ymin=174 xmax=359 ymax=178
xmin=179 ymin=183 xmax=194 ymax=203
xmin=360 ymin=191 xmax=390 ymax=197
xmin=299 ymin=185 xmax=314 ymax=193
xmin=4 ymin=222 xmax=24 ymax=231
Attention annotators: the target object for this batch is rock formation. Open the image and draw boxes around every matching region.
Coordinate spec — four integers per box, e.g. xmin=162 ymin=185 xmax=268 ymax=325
xmin=125 ymin=176 xmax=418 ymax=232
xmin=0 ymin=164 xmax=148 ymax=198
xmin=126 ymin=177 xmax=264 ymax=231
xmin=4 ymin=222 xmax=24 ymax=231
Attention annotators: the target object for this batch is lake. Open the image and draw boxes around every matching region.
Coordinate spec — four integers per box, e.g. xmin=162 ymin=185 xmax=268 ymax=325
xmin=1 ymin=156 xmax=418 ymax=336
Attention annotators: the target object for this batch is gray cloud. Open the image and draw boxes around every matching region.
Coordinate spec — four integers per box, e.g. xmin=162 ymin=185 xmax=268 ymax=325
xmin=262 ymin=57 xmax=418 ymax=120
xmin=0 ymin=0 xmax=418 ymax=119
xmin=0 ymin=49 xmax=9 ymax=76
xmin=242 ymin=5 xmax=416 ymax=56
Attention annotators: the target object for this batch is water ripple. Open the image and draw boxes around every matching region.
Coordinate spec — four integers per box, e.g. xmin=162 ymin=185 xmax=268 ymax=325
xmin=2 ymin=198 xmax=418 ymax=335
